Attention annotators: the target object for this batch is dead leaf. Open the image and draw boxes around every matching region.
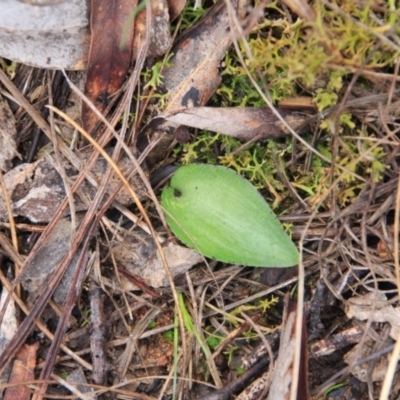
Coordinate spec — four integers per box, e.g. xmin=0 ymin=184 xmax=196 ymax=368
xmin=110 ymin=226 xmax=203 ymax=288
xmin=345 ymin=291 xmax=400 ymax=341
xmin=0 ymin=151 xmax=148 ymax=223
xmin=132 ymin=0 xmax=172 ymax=61
xmin=66 ymin=368 xmax=95 ymax=399
xmin=0 ymin=0 xmax=89 ymax=69
xmin=163 ymin=106 xmax=307 ymax=140
xmin=3 ymin=342 xmax=39 ymax=400
xmin=82 ymin=0 xmax=137 ymax=134
xmin=163 ymin=0 xmax=240 ymax=112
xmin=344 ymin=335 xmax=393 ymax=383
xmin=0 ymin=94 xmax=19 ymax=172
xmin=377 ymin=239 xmax=392 ymax=260
xmin=19 ymin=216 xmax=84 ymax=305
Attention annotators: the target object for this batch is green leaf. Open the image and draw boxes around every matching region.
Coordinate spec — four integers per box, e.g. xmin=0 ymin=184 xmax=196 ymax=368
xmin=161 ymin=164 xmax=299 ymax=267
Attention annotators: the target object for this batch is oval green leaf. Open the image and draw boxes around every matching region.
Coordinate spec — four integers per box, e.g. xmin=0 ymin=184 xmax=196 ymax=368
xmin=161 ymin=164 xmax=299 ymax=267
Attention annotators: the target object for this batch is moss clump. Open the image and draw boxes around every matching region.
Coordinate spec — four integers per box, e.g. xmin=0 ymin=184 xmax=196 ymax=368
xmin=216 ymin=0 xmax=400 ymax=110
xmin=173 ymin=1 xmax=397 ymax=212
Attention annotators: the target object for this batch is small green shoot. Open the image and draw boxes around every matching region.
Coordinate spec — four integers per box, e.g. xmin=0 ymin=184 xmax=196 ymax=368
xmin=80 ymin=308 xmax=91 ymax=328
xmin=324 ymin=382 xmax=347 ymax=398
xmin=147 ymin=320 xmax=156 ymax=330
xmin=163 ymin=329 xmax=174 ymax=342
xmin=205 ymin=332 xmax=223 ymax=350
xmin=143 ymin=57 xmax=168 ymax=91
xmin=224 ymin=345 xmax=239 ymax=366
xmin=172 ymin=304 xmax=179 ymax=400
xmin=177 ymin=292 xmax=211 ymax=358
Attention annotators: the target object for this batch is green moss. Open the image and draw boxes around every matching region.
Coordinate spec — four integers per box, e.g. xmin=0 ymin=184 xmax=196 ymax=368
xmin=205 ymin=332 xmax=223 ymax=350
xmin=177 ymin=131 xmax=293 ymax=209
xmin=172 ymin=1 xmax=397 ymax=211
xmin=213 ymin=0 xmax=399 ymax=108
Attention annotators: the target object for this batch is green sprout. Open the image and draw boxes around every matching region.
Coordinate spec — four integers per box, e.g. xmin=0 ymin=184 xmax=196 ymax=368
xmin=163 ymin=329 xmax=175 ymax=343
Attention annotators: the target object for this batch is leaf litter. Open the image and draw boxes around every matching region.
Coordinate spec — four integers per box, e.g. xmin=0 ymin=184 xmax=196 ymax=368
xmin=0 ymin=0 xmax=399 ymax=399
